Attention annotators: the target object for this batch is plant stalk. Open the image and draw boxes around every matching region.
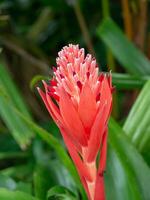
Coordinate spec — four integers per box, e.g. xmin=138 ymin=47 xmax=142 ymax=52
xmin=73 ymin=2 xmax=96 ymax=56
xmin=121 ymin=0 xmax=133 ymax=40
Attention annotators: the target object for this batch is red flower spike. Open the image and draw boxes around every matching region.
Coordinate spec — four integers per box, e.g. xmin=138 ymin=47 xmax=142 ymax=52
xmin=38 ymin=44 xmax=113 ymax=200
xmin=59 ymin=88 xmax=88 ymax=146
xmin=78 ymin=82 xmax=97 ymax=137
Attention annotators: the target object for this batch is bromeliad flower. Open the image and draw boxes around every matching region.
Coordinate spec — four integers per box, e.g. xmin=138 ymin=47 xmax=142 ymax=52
xmin=38 ymin=44 xmax=113 ymax=200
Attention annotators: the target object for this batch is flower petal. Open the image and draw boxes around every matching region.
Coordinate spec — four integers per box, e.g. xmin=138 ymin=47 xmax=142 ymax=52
xmin=86 ymin=104 xmax=106 ymax=162
xmin=37 ymin=87 xmax=55 ymax=119
xmin=59 ymin=88 xmax=88 ymax=146
xmin=37 ymin=87 xmax=62 ymax=126
xmin=98 ymin=128 xmax=108 ymax=174
xmin=80 ymin=176 xmax=91 ymax=200
xmin=87 ymin=77 xmax=112 ymax=162
xmin=60 ymin=127 xmax=93 ymax=182
xmin=42 ymin=81 xmax=62 ymax=122
xmin=78 ymin=82 xmax=97 ymax=136
xmin=94 ymin=175 xmax=105 ymax=200
xmin=99 ymin=76 xmax=112 ymax=106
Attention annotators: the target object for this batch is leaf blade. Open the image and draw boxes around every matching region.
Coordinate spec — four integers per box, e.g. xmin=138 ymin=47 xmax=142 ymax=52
xmin=97 ymin=18 xmax=150 ymax=75
xmin=107 ymin=118 xmax=150 ymax=200
xmin=123 ymin=80 xmax=150 ymax=152
xmin=0 ymin=188 xmax=39 ymax=200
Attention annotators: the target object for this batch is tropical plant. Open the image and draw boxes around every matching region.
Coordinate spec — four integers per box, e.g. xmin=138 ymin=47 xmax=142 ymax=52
xmin=0 ymin=0 xmax=150 ymax=200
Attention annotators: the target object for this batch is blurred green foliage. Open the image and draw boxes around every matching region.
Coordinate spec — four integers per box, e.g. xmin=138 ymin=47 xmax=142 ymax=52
xmin=0 ymin=0 xmax=150 ymax=199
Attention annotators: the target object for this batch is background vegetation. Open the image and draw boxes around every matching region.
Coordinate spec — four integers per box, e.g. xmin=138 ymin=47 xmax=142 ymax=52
xmin=0 ymin=0 xmax=150 ymax=199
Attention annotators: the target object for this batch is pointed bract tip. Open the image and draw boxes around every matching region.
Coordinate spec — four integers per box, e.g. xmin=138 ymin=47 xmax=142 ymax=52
xmin=37 ymin=87 xmax=40 ymax=92
xmin=42 ymin=79 xmax=46 ymax=85
xmin=42 ymin=80 xmax=48 ymax=91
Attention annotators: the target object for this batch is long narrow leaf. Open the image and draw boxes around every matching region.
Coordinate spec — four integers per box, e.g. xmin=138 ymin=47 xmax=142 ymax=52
xmin=112 ymin=73 xmax=150 ymax=90
xmin=0 ymin=64 xmax=34 ymax=148
xmin=123 ymin=80 xmax=150 ymax=152
xmin=105 ymin=146 xmax=141 ymax=200
xmin=0 ymin=64 xmax=31 ymax=118
xmin=0 ymin=93 xmax=33 ymax=149
xmin=107 ymin=118 xmax=150 ymax=200
xmin=97 ymin=18 xmax=150 ymax=75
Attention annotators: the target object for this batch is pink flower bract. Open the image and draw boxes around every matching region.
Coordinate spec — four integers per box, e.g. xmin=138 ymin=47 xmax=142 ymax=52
xmin=38 ymin=44 xmax=113 ymax=200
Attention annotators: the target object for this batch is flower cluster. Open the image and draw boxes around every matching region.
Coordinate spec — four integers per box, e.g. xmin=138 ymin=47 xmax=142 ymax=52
xmin=38 ymin=44 xmax=113 ymax=200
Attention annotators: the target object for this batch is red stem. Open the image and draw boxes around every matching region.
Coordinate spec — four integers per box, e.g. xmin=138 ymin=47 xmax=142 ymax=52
xmin=94 ymin=130 xmax=108 ymax=200
xmin=94 ymin=175 xmax=105 ymax=200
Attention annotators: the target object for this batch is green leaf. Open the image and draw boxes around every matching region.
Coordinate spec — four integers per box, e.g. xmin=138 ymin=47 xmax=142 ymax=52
xmin=0 ymin=64 xmax=31 ymax=118
xmin=106 ymin=118 xmax=150 ymax=200
xmin=123 ymin=80 xmax=150 ymax=152
xmin=47 ymin=186 xmax=76 ymax=200
xmin=97 ymin=18 xmax=150 ymax=75
xmin=0 ymin=188 xmax=39 ymax=200
xmin=0 ymin=63 xmax=34 ymax=149
xmin=15 ymin=182 xmax=32 ymax=194
xmin=33 ymin=139 xmax=77 ymax=196
xmin=112 ymin=73 xmax=150 ymax=90
xmin=0 ymin=174 xmax=16 ymax=190
xmin=34 ymin=164 xmax=54 ymax=200
xmin=0 ymin=93 xmax=32 ymax=149
xmin=105 ymin=146 xmax=140 ymax=200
